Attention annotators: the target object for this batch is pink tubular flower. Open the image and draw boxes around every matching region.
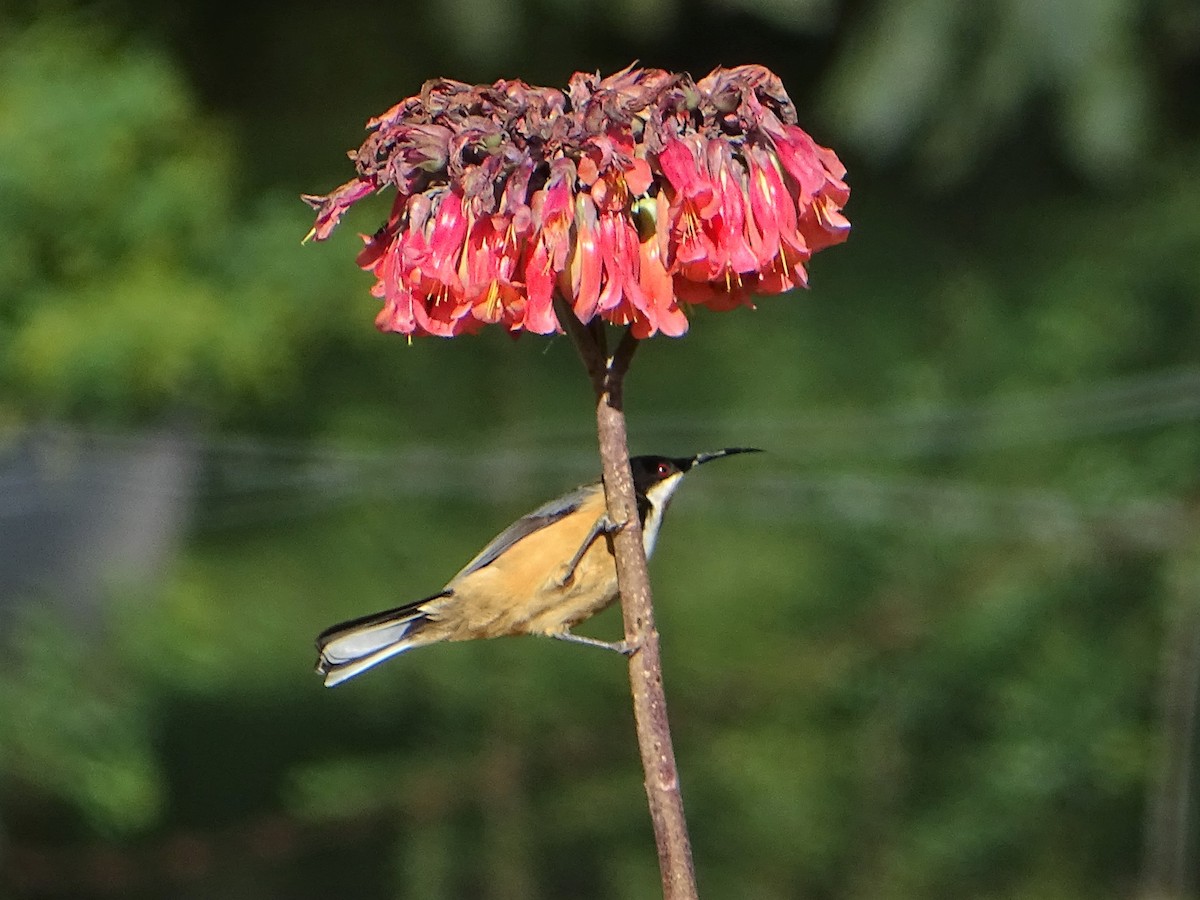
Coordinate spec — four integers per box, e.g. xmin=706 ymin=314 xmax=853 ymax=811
xmin=304 ymin=64 xmax=850 ymax=338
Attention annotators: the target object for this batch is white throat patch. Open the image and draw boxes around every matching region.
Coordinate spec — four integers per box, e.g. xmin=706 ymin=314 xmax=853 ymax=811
xmin=640 ymin=472 xmax=687 ymax=559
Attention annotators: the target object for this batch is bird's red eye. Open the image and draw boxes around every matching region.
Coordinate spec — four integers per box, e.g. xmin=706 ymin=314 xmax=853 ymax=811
xmin=655 ymin=462 xmax=671 ymax=478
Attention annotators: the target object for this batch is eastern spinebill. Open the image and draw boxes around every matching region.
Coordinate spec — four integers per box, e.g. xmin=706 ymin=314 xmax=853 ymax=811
xmin=315 ymin=448 xmax=760 ymax=686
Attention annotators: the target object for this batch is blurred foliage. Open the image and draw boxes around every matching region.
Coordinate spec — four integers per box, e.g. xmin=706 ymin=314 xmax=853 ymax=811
xmin=826 ymin=0 xmax=1163 ymax=181
xmin=0 ymin=608 xmax=161 ymax=833
xmin=1 ymin=1 xmax=1199 ymax=900
xmin=0 ymin=16 xmax=359 ymax=427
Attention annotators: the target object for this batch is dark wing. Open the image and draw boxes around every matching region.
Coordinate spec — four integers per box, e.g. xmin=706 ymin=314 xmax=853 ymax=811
xmin=451 ymin=483 xmax=599 ymax=580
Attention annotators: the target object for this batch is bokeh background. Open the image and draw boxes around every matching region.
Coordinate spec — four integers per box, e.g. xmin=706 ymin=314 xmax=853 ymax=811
xmin=2 ymin=0 xmax=1199 ymax=897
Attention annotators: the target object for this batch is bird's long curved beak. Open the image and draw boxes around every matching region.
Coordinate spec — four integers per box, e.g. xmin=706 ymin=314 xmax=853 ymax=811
xmin=688 ymin=447 xmax=763 ymax=469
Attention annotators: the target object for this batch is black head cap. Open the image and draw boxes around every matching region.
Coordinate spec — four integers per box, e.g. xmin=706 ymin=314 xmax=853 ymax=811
xmin=629 ymin=448 xmax=761 ymax=494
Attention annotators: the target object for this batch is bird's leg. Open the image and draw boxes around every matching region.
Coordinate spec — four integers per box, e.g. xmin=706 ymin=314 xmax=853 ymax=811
xmin=551 ymin=630 xmax=639 ymax=656
xmin=555 ymin=513 xmax=625 ymax=587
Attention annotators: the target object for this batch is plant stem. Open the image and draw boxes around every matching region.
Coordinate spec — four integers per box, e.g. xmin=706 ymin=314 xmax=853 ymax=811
xmin=556 ymin=302 xmax=699 ymax=900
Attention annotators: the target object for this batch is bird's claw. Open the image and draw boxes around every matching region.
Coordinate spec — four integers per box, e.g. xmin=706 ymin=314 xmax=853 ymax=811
xmin=614 ymin=638 xmax=641 ymax=657
xmin=555 ymin=514 xmax=629 ymax=587
xmin=601 ymin=514 xmax=631 ymax=536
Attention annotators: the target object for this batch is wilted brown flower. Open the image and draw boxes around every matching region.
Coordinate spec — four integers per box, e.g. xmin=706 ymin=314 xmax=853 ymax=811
xmin=305 ymin=64 xmax=849 ymax=338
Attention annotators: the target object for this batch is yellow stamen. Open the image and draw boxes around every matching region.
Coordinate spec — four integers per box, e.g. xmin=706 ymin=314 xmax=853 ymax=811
xmin=614 ymin=173 xmax=630 ymax=205
xmin=485 ymin=280 xmax=501 ymax=319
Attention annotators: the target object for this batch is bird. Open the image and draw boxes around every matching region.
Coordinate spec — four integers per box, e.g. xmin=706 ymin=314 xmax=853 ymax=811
xmin=315 ymin=448 xmax=760 ymax=686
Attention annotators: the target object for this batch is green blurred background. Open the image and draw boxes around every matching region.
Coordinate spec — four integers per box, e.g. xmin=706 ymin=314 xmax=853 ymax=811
xmin=1 ymin=0 xmax=1198 ymax=897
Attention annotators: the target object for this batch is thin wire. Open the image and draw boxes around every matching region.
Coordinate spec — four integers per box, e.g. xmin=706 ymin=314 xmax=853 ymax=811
xmin=1 ymin=366 xmax=1197 ymax=541
xmin=4 ymin=365 xmax=1197 ymax=475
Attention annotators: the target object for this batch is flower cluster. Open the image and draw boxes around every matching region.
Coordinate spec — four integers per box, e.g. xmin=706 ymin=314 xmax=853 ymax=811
xmin=304 ymin=65 xmax=850 ymax=338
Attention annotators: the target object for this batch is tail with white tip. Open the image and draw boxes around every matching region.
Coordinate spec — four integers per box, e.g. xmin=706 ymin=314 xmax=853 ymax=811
xmin=315 ymin=591 xmax=449 ymax=687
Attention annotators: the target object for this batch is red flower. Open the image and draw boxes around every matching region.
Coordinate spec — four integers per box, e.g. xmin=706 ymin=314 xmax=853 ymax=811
xmin=524 ymin=159 xmax=575 ymax=333
xmin=305 ymin=64 xmax=850 ymax=338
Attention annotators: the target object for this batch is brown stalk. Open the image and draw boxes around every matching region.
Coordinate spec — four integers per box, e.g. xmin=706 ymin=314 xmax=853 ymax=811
xmin=555 ymin=299 xmax=699 ymax=900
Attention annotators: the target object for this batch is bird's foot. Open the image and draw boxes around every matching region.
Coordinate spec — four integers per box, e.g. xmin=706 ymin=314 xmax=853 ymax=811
xmin=550 ymin=631 xmax=640 ymax=656
xmin=555 ymin=514 xmax=628 ymax=588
